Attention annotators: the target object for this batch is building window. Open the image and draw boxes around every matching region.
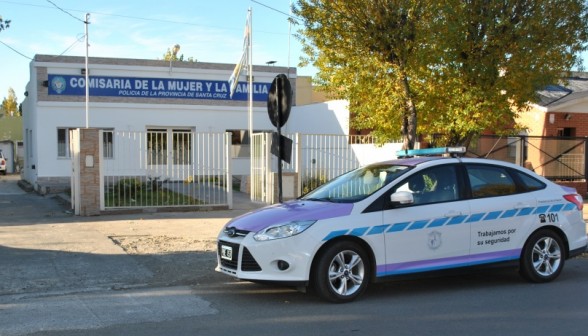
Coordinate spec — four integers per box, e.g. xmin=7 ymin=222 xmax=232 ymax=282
xmin=103 ymin=130 xmax=114 ymax=159
xmin=173 ymin=130 xmax=192 ymax=165
xmin=556 ymin=128 xmax=575 ymax=137
xmin=147 ymin=129 xmax=167 ymax=165
xmin=147 ymin=128 xmax=193 ymax=165
xmin=57 ymin=128 xmax=70 ymax=158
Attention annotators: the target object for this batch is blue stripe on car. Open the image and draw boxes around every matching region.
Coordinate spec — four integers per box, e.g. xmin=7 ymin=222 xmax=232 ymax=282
xmin=368 ymin=225 xmax=390 ymax=235
xmin=388 ymin=222 xmax=411 ymax=232
xmin=427 ymin=217 xmax=449 ymax=228
xmin=517 ymin=207 xmax=534 ymax=216
xmin=447 ymin=215 xmax=467 ymax=225
xmin=483 ymin=211 xmax=502 ymax=221
xmin=500 ymin=209 xmax=518 ymax=218
xmin=408 ymin=220 xmax=429 ymax=230
xmin=349 ymin=227 xmax=369 ymax=236
xmin=322 ymin=203 xmax=570 ymax=241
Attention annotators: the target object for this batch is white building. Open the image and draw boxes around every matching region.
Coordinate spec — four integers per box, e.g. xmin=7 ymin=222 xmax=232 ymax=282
xmin=22 ymin=55 xmax=299 ymax=193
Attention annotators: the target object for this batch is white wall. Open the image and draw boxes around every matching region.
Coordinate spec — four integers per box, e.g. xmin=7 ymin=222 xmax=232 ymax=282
xmin=284 ymin=100 xmax=349 ymax=135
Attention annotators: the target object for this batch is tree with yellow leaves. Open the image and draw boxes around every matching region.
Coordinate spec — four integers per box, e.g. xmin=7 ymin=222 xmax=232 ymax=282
xmin=293 ymin=0 xmax=588 ymax=148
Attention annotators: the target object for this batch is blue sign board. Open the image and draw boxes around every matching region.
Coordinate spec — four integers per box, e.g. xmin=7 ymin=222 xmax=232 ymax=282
xmin=47 ymin=74 xmax=270 ymax=101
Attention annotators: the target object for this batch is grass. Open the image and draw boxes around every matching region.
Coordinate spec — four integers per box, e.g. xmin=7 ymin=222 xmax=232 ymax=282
xmin=104 ymin=177 xmax=201 ymax=207
xmin=104 ymin=189 xmax=201 ymax=207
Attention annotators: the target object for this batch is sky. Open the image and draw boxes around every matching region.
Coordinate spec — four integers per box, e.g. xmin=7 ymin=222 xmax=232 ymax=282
xmin=0 ymin=0 xmax=312 ymax=103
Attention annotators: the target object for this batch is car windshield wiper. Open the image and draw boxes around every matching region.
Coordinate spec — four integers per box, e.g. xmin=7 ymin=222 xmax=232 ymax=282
xmin=304 ymin=197 xmax=336 ymax=203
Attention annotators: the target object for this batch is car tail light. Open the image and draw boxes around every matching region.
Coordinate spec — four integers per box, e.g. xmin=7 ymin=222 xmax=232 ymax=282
xmin=563 ymin=194 xmax=583 ymax=211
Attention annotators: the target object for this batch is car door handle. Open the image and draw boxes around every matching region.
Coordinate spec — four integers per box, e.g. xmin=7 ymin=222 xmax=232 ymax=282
xmin=444 ymin=210 xmax=463 ymax=217
xmin=514 ymin=203 xmax=533 ymax=209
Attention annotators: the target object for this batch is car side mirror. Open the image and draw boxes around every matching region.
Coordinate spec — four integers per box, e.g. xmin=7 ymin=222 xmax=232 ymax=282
xmin=390 ymin=191 xmax=414 ymax=205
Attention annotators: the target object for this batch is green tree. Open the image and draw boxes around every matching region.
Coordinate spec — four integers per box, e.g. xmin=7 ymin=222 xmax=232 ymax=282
xmin=293 ymin=0 xmax=588 ymax=148
xmin=1 ymin=88 xmax=18 ymax=117
xmin=421 ymin=0 xmax=588 ymax=146
xmin=162 ymin=44 xmax=196 ymax=62
xmin=0 ymin=15 xmax=10 ymax=32
xmin=294 ymin=0 xmax=431 ymax=149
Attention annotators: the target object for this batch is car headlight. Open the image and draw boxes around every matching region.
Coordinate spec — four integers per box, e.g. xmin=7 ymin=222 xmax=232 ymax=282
xmin=253 ymin=220 xmax=316 ymax=241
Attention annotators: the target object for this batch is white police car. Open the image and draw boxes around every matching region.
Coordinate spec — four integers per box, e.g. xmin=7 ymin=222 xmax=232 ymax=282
xmin=216 ymin=147 xmax=587 ymax=303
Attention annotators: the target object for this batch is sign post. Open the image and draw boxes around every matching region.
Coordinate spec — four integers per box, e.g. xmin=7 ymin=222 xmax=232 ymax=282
xmin=267 ymin=74 xmax=292 ymax=203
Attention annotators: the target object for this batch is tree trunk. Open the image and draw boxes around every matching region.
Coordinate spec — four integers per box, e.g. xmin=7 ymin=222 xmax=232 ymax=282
xmin=400 ymin=72 xmax=417 ymax=150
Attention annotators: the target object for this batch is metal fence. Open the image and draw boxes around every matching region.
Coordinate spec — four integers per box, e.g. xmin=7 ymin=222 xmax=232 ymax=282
xmin=101 ymin=130 xmax=232 ymax=210
xmin=251 ymin=132 xmax=402 ymax=203
xmin=467 ymin=135 xmax=587 ymax=181
xmin=295 ymin=134 xmax=383 ymax=194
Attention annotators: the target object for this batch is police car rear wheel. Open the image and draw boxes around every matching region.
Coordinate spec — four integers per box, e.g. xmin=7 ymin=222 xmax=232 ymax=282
xmin=313 ymin=241 xmax=370 ymax=303
xmin=520 ymin=229 xmax=565 ymax=283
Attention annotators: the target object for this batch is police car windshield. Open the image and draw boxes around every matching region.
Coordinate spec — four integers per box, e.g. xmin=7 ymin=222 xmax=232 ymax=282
xmin=302 ymin=164 xmax=409 ymax=203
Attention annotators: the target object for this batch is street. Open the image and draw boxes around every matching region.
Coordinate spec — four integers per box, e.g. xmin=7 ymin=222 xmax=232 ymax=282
xmin=1 ymin=175 xmax=587 ymax=336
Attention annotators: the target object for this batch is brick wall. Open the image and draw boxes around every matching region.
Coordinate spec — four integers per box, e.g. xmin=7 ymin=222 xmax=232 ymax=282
xmin=518 ymin=109 xmax=588 ymax=137
xmin=78 ymin=128 xmax=101 ymax=216
xmin=543 ymin=112 xmax=588 ymax=137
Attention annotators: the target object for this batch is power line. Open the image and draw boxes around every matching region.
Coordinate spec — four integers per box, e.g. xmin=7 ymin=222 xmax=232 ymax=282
xmin=0 ymin=40 xmax=32 ymax=60
xmin=57 ymin=34 xmax=86 ymax=56
xmin=1 ymin=0 xmax=293 ymax=35
xmin=251 ymin=0 xmax=298 ymax=20
xmin=46 ymin=0 xmax=85 ymax=23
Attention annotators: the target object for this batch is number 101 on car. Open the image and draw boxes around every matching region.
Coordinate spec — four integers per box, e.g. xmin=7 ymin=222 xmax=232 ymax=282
xmin=539 ymin=213 xmax=559 ymax=223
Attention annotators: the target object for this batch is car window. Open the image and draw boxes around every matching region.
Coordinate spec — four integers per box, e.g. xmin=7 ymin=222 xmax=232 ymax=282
xmin=302 ymin=164 xmax=409 ymax=203
xmin=466 ymin=164 xmax=516 ymax=198
xmin=393 ymin=165 xmax=459 ymax=205
xmin=514 ymin=170 xmax=546 ymax=192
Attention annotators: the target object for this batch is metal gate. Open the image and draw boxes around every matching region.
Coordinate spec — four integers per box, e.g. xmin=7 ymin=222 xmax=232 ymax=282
xmin=250 ymin=132 xmax=272 ymax=203
xmin=100 ymin=130 xmax=232 ymax=210
xmin=468 ymin=135 xmax=587 ymax=180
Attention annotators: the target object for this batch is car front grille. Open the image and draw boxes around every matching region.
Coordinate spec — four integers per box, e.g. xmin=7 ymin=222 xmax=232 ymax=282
xmin=218 ymin=240 xmax=261 ymax=272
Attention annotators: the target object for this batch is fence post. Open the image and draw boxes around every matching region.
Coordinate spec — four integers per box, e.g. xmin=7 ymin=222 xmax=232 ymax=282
xmin=225 ymin=132 xmax=233 ymax=209
xmin=77 ymin=128 xmax=101 ymax=216
xmin=515 ymin=135 xmax=525 ymax=167
xmin=295 ymin=132 xmax=302 ymax=197
xmin=584 ymin=137 xmax=588 ymax=184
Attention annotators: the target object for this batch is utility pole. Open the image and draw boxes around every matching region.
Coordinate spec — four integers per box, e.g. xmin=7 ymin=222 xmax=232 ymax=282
xmin=84 ymin=13 xmax=90 ymax=128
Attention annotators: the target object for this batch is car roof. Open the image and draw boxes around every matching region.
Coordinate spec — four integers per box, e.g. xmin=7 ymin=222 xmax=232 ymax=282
xmin=372 ymin=155 xmax=530 ymax=172
xmin=373 ymin=156 xmax=448 ymax=167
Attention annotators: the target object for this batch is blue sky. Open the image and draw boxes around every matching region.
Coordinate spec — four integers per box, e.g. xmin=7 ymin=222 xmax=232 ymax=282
xmin=0 ymin=0 xmax=311 ymax=103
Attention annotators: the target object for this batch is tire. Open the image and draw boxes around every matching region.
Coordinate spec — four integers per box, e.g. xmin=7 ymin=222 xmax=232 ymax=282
xmin=519 ymin=229 xmax=565 ymax=283
xmin=312 ymin=241 xmax=370 ymax=303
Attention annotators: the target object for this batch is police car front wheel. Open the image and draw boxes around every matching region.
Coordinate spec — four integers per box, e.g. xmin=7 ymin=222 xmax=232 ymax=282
xmin=312 ymin=241 xmax=370 ymax=303
xmin=520 ymin=229 xmax=565 ymax=283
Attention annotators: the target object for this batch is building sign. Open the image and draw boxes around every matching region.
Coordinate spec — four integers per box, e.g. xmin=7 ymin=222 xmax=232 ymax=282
xmin=47 ymin=74 xmax=270 ymax=101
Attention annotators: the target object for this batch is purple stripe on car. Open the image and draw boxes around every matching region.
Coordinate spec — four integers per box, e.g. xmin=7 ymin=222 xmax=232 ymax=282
xmin=376 ymin=249 xmax=521 ymax=276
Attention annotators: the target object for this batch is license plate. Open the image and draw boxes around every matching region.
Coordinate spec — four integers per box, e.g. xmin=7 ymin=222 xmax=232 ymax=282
xmin=221 ymin=245 xmax=233 ymax=260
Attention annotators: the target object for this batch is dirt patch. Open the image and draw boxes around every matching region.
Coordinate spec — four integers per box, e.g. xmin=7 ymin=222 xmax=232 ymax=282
xmin=108 ymin=235 xmax=225 ymax=286
xmin=109 ymin=235 xmax=216 ymax=254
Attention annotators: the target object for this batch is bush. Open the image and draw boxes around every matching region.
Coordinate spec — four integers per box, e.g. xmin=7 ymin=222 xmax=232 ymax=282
xmin=114 ymin=178 xmax=142 ymax=197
